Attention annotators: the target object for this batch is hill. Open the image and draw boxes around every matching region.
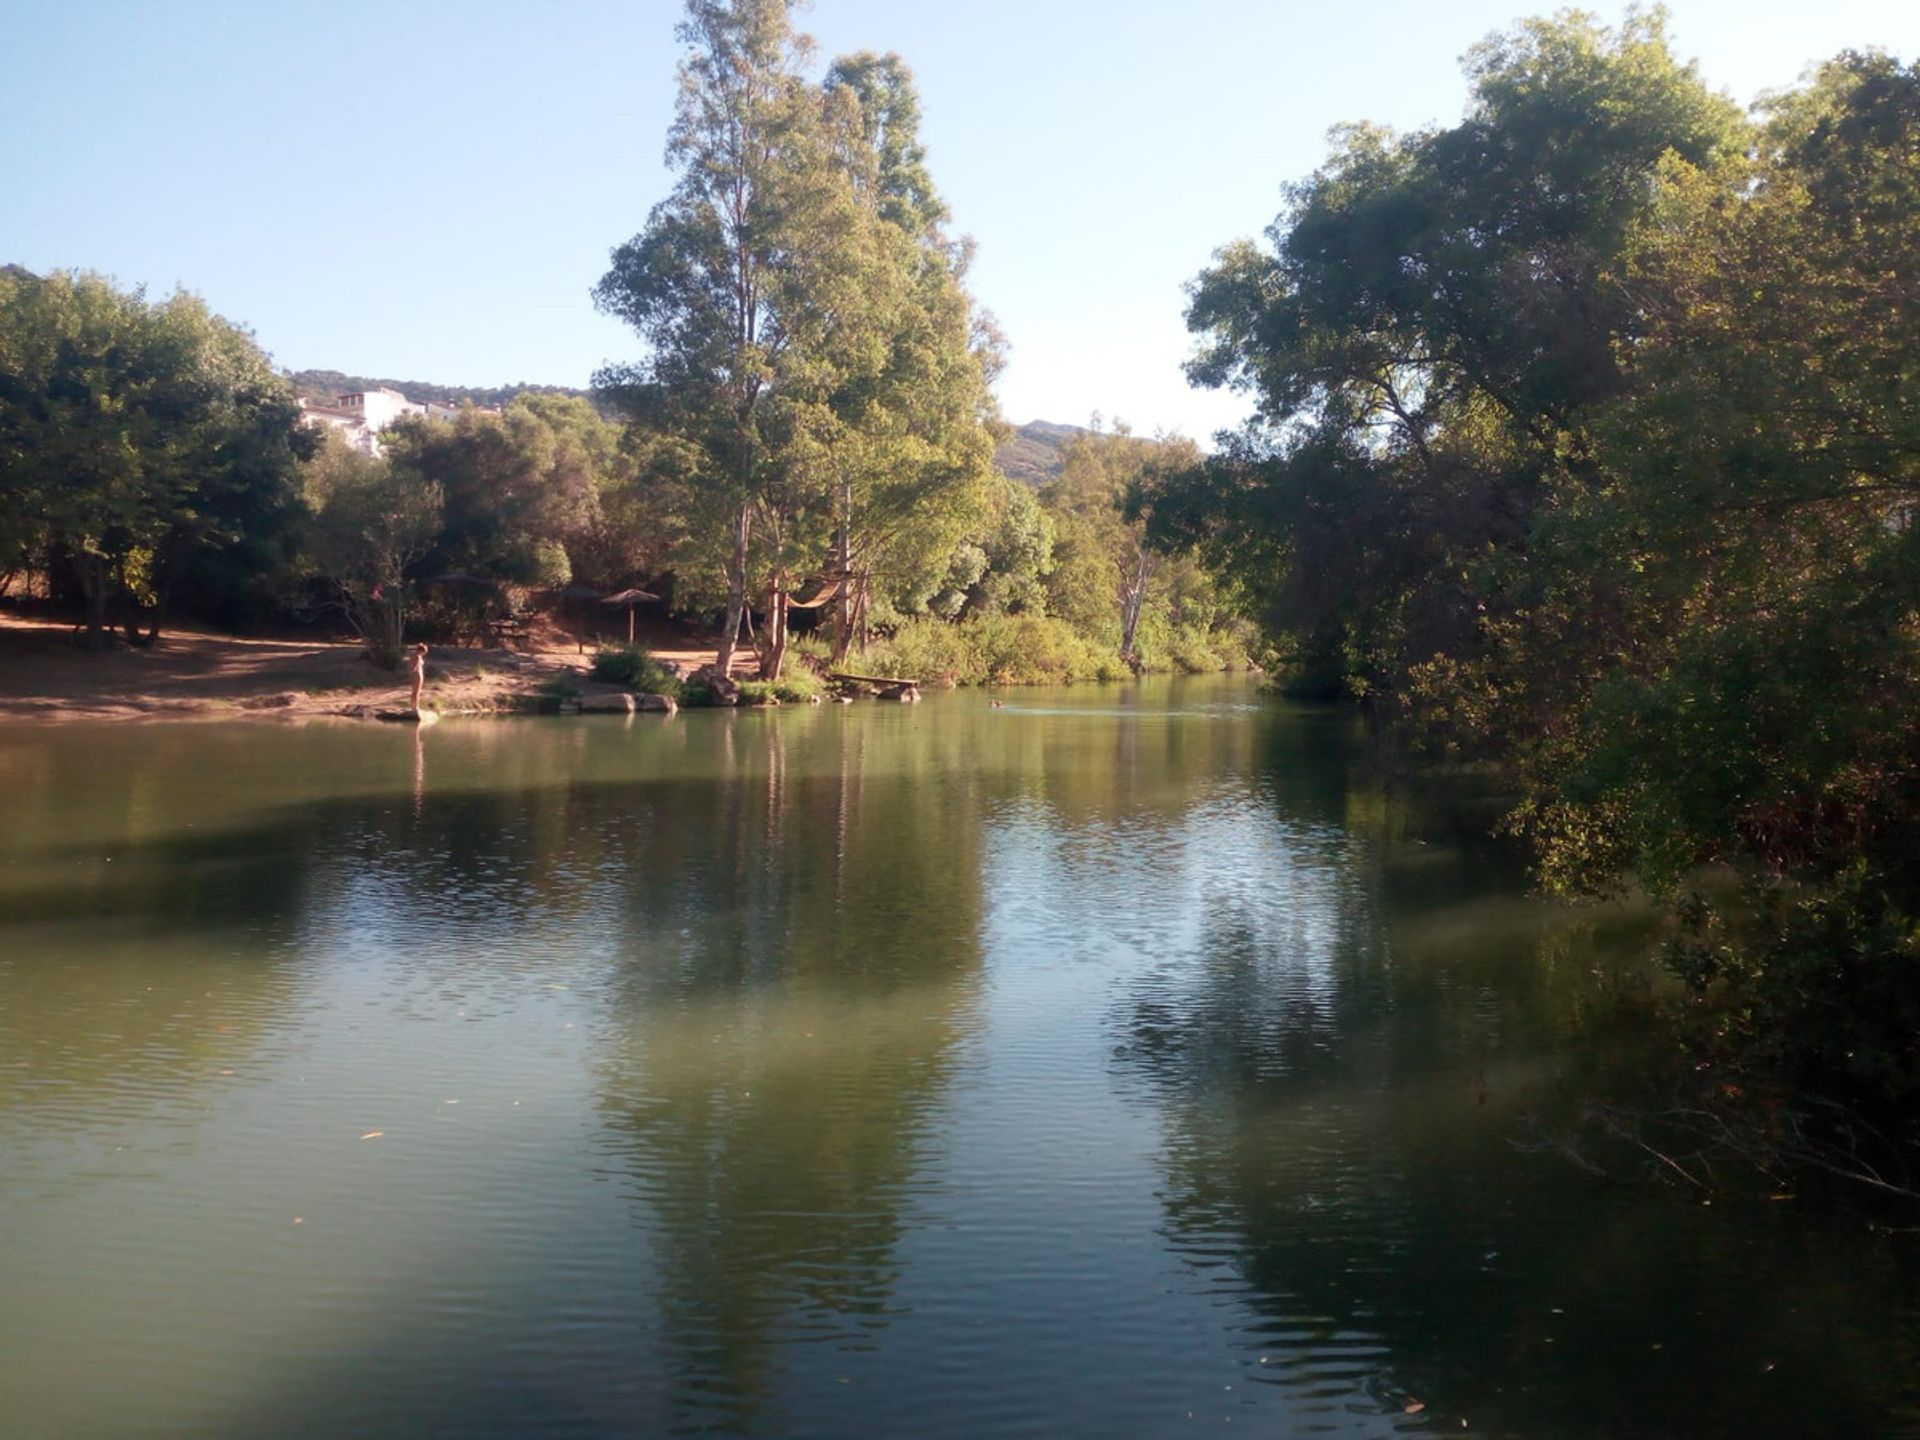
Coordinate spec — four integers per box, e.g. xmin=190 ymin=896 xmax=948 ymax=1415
xmin=288 ymin=369 xmax=592 ymax=411
xmin=995 ymin=420 xmax=1084 ymax=488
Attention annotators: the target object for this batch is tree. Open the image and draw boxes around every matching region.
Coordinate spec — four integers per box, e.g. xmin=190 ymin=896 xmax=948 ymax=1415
xmin=596 ymin=0 xmax=858 ymax=676
xmin=0 ymin=269 xmax=311 ymax=645
xmin=302 ymin=430 xmax=442 ymax=667
xmin=382 ymin=400 xmax=597 ymax=588
xmin=812 ymin=53 xmax=1002 ymax=667
xmin=1047 ymin=426 xmax=1199 ymax=670
xmin=1170 ymin=22 xmax=1920 ymax=1101
xmin=597 ymin=14 xmax=1000 ymax=679
xmin=1169 ymin=9 xmax=1741 ymax=707
xmin=1513 ymin=55 xmax=1920 ymax=1097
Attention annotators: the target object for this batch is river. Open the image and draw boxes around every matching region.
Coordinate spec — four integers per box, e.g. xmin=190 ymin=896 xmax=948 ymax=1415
xmin=1 ymin=677 xmax=1914 ymax=1438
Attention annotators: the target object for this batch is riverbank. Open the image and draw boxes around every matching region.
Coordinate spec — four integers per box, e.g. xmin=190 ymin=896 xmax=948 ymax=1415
xmin=0 ymin=613 xmax=735 ymax=724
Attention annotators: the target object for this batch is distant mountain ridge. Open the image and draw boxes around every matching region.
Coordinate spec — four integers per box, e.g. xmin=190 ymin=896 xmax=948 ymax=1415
xmin=287 ymin=369 xmax=591 ymax=411
xmin=996 ymin=419 xmax=1084 ymax=487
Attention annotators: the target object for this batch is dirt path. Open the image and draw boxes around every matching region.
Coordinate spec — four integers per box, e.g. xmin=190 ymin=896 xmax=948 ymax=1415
xmin=0 ymin=613 xmax=749 ymax=724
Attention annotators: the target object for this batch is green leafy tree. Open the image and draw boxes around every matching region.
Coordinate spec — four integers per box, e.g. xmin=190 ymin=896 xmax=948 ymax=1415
xmin=596 ymin=0 xmax=862 ymax=676
xmin=811 ymin=52 xmax=1002 ymax=666
xmin=1169 ymin=9 xmax=1741 ymax=705
xmin=1046 ymin=425 xmax=1200 ymax=670
xmin=1515 ymin=53 xmax=1920 ymax=1097
xmin=382 ymin=401 xmax=597 ymax=587
xmin=1171 ymin=21 xmax=1920 ymax=1100
xmin=965 ymin=472 xmax=1055 ymax=617
xmin=302 ymin=430 xmax=442 ymax=666
xmin=0 ymin=269 xmax=311 ymax=645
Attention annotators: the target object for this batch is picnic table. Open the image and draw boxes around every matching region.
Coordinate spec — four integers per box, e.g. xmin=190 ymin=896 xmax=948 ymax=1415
xmin=485 ymin=614 xmax=533 ymax=651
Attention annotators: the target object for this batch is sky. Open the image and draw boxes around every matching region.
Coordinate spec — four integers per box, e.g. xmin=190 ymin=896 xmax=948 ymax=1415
xmin=3 ymin=0 xmax=1912 ymax=440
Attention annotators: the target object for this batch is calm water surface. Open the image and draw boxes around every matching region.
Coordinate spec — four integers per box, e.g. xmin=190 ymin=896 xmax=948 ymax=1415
xmin=2 ymin=678 xmax=1916 ymax=1438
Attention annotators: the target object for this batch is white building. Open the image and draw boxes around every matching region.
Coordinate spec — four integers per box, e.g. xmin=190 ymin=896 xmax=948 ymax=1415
xmin=299 ymin=387 xmax=496 ymax=456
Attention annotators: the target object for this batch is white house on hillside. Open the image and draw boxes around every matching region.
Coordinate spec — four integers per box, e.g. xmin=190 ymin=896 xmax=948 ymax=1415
xmin=299 ymin=386 xmax=493 ymax=456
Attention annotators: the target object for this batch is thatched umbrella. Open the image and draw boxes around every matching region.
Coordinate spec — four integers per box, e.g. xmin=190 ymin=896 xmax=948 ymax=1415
xmin=601 ymin=587 xmax=662 ymax=645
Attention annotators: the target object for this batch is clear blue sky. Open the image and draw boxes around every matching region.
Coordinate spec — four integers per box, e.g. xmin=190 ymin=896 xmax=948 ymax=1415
xmin=3 ymin=0 xmax=1911 ymax=439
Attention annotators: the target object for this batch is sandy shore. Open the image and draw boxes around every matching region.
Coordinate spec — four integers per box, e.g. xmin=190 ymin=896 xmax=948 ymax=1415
xmin=0 ymin=613 xmax=737 ymax=724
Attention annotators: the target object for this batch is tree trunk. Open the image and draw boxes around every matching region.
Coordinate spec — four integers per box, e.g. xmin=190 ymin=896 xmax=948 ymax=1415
xmin=1118 ymin=546 xmax=1156 ymax=673
xmin=758 ymin=576 xmax=789 ymax=680
xmin=73 ymin=552 xmax=111 ymax=650
xmin=715 ymin=502 xmax=753 ymax=676
xmin=122 ymin=602 xmax=163 ymax=648
xmin=831 ymin=470 xmax=854 ymax=664
xmin=852 ymin=572 xmax=872 ymax=655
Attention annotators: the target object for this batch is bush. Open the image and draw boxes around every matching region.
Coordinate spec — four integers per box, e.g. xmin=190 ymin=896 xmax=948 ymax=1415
xmin=856 ymin=614 xmax=1129 ymax=686
xmin=589 ymin=645 xmax=681 ymax=697
xmin=1166 ymin=623 xmax=1228 ymax=674
xmin=721 ymin=671 xmax=817 ymax=706
xmin=862 ymin=617 xmax=981 ymax=684
xmin=1667 ymin=871 xmax=1920 ymax=1105
xmin=789 ymin=632 xmax=835 ymax=664
xmin=966 ymin=613 xmax=1126 ymax=684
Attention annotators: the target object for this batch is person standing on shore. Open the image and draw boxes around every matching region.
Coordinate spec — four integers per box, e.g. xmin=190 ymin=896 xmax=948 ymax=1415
xmin=406 ymin=642 xmax=429 ymax=714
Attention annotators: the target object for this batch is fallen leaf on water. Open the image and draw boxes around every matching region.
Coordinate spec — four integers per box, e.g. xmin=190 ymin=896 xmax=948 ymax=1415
xmin=1405 ymin=1401 xmax=1426 ymax=1414
xmin=360 ymin=1131 xmax=384 ymax=1140
xmin=1769 ymin=1193 xmax=1795 ymax=1202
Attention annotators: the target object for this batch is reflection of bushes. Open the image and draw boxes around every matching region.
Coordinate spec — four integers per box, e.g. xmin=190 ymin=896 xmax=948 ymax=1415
xmin=590 ymin=645 xmax=682 ymax=697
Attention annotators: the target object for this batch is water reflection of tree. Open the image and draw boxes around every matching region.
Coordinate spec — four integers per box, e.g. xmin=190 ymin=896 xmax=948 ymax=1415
xmin=0 ymin=728 xmax=324 ymax=1144
xmin=1108 ymin=728 xmax=1920 ymax=1438
xmin=592 ymin=711 xmax=990 ymax=1435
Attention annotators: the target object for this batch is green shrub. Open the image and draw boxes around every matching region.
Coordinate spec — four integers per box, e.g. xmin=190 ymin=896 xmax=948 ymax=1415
xmin=1167 ymin=623 xmax=1227 ymax=674
xmin=770 ymin=670 xmax=824 ymax=703
xmin=789 ymin=632 xmax=835 ymax=664
xmin=967 ymin=613 xmax=1125 ymax=684
xmin=863 ymin=617 xmax=982 ymax=684
xmin=853 ymin=614 xmax=1137 ymax=686
xmin=589 ymin=645 xmax=681 ymax=697
xmin=727 ymin=673 xmax=821 ymax=705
